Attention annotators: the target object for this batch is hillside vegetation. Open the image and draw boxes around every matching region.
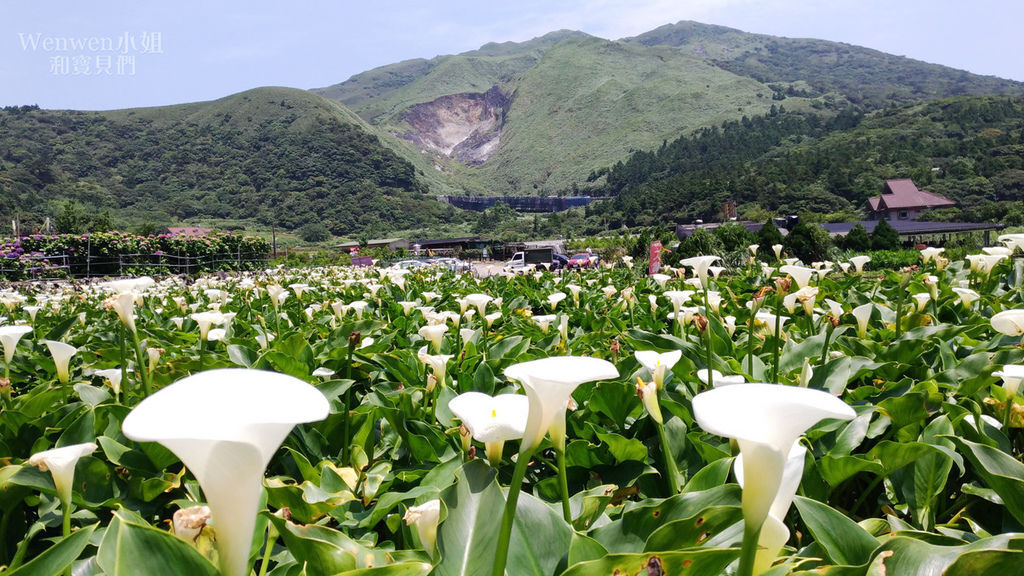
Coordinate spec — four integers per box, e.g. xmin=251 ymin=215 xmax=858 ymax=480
xmin=315 ymin=21 xmax=1024 ymax=198
xmin=0 ymin=87 xmax=456 ymax=235
xmin=586 ymin=96 xmax=1024 ymax=228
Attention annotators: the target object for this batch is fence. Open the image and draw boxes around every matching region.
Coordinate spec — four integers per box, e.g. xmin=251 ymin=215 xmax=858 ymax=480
xmin=0 ymin=250 xmax=268 ymax=281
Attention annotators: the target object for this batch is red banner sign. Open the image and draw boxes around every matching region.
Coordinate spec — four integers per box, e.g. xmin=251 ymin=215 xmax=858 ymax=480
xmin=649 ymin=241 xmax=662 ymax=275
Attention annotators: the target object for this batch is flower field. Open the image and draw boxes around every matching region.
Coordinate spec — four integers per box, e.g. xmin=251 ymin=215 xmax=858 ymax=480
xmin=1 ymin=237 xmax=1023 ymax=576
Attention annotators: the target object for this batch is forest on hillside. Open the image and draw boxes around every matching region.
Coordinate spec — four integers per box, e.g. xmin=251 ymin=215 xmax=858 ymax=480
xmin=585 ymin=96 xmax=1024 ymax=230
xmin=0 ymin=103 xmax=456 ymax=236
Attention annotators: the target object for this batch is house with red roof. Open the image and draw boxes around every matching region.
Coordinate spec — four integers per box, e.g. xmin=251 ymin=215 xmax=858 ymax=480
xmin=867 ymin=179 xmax=955 ymax=221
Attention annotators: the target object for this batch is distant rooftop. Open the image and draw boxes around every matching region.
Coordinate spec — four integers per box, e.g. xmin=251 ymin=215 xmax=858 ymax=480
xmin=820 ymin=220 xmax=1002 ymax=236
xmin=870 ymin=179 xmax=955 ymax=212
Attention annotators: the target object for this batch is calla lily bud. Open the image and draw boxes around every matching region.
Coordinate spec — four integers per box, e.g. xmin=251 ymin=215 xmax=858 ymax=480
xmin=458 ymin=423 xmax=472 ymax=452
xmin=173 ymin=505 xmax=212 ymax=543
xmin=693 ymin=313 xmax=709 ymax=334
xmin=426 ymin=373 xmax=438 ymax=393
xmin=349 ymin=331 xmax=362 ymax=351
xmin=636 ymin=377 xmax=663 ymax=424
xmin=404 ymin=500 xmax=441 ymax=557
xmin=774 ymin=276 xmax=792 ymax=294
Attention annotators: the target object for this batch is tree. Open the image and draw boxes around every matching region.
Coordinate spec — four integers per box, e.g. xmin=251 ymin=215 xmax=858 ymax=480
xmin=713 ymin=223 xmax=755 ymax=253
xmin=54 ymin=201 xmax=85 ymax=234
xmin=297 ymin=222 xmax=331 ymax=243
xmin=870 ymin=219 xmax=900 ymax=250
xmin=841 ymin=223 xmax=870 ymax=251
xmin=756 ymin=219 xmax=784 ymax=260
xmin=784 ymin=221 xmax=832 ymax=262
xmin=676 ymin=228 xmax=724 ymax=259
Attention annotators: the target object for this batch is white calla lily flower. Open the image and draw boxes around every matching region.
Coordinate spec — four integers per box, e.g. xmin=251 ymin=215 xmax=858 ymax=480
xmin=778 ymin=265 xmax=815 ymax=289
xmin=42 ymin=340 xmax=78 ymax=384
xmin=697 ymin=369 xmax=746 ymax=387
xmin=848 ymin=255 xmax=871 ymax=274
xmin=449 ymin=391 xmax=529 ymax=464
xmin=735 ymin=443 xmax=807 ymax=575
xmin=28 ymin=442 xmax=98 ymax=506
xmin=993 ymin=365 xmax=1024 ymax=397
xmin=852 ymin=303 xmax=874 ymax=338
xmin=418 ymin=324 xmax=448 ymax=353
xmin=679 ymin=255 xmax=720 ymax=286
xmin=122 ymin=369 xmax=329 ymax=576
xmin=505 ymin=356 xmax=618 ymax=452
xmin=693 ymin=383 xmax=854 ymax=564
xmin=635 ymin=350 xmax=682 ymax=389
xmin=991 ymin=309 xmax=1024 ymax=337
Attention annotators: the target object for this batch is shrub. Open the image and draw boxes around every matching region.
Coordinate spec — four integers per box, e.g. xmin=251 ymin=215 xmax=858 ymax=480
xmin=784 ymin=221 xmax=833 ymax=262
xmin=297 ymin=222 xmax=332 ymax=243
xmin=870 ymin=219 xmax=900 ymax=251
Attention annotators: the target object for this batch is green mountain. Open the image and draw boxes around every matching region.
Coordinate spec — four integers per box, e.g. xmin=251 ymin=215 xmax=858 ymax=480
xmin=626 ymin=21 xmax=1023 ymax=107
xmin=4 ymin=22 xmax=1024 ymax=238
xmin=0 ymin=87 xmax=455 ymax=235
xmin=314 ymin=21 xmax=1024 ymax=198
xmin=586 ymin=95 xmax=1024 ymax=228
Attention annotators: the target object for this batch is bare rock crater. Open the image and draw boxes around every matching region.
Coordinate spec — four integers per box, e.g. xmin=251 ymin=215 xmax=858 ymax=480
xmin=399 ymin=86 xmax=510 ymax=165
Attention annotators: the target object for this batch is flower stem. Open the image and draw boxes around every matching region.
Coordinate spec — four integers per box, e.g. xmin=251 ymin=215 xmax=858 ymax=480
xmin=256 ymin=522 xmax=278 ymax=576
xmin=746 ymin=312 xmax=755 ymax=377
xmin=655 ymin=417 xmax=682 ymax=493
xmin=132 ymin=332 xmax=151 ymax=397
xmin=771 ymin=297 xmax=782 ymax=384
xmin=493 ymin=447 xmax=532 ymax=576
xmin=342 ymin=345 xmax=354 ymax=464
xmin=61 ymin=499 xmax=72 ymax=576
xmin=556 ymin=447 xmax=572 ymax=523
xmin=1003 ymin=396 xmax=1015 ymax=430
xmin=737 ymin=522 xmax=762 ymax=576
xmin=703 ymin=287 xmax=714 ymax=389
xmin=819 ymin=322 xmax=835 ymax=366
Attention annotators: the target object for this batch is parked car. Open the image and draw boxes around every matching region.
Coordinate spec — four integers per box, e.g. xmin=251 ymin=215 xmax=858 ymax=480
xmin=427 ymin=257 xmax=472 ymax=273
xmin=567 ymin=253 xmax=600 ymax=269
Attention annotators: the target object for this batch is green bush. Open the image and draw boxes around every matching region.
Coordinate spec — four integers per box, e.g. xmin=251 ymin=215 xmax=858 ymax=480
xmin=839 ymin=223 xmax=871 ymax=251
xmin=756 ymin=219 xmax=785 ymax=260
xmin=870 ymin=219 xmax=900 ymax=250
xmin=784 ymin=221 xmax=832 ymax=262
xmin=297 ymin=222 xmax=332 ymax=243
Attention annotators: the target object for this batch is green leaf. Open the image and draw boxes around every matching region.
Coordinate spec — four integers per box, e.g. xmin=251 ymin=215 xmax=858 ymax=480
xmin=591 ymin=485 xmax=740 ymax=553
xmin=266 ymin=515 xmax=359 ymax=576
xmin=643 ymin=505 xmax=743 ymax=552
xmin=227 ymin=343 xmax=258 ymax=367
xmin=4 ymin=523 xmax=96 ymax=576
xmin=335 ymin=563 xmax=433 ymax=576
xmin=864 ymin=534 xmax=1021 ymax=576
xmin=434 ymin=460 xmax=503 ymax=576
xmin=682 ymin=457 xmax=733 ymax=494
xmin=594 ymin=430 xmax=647 ymax=464
xmin=946 ymin=436 xmax=1024 ymax=526
xmin=570 ymin=484 xmax=618 ymax=531
xmin=508 ymin=491 xmax=573 ymax=576
xmin=568 ymin=533 xmax=608 ymax=566
xmin=945 ymin=549 xmax=1024 ymax=575
xmin=794 ymin=495 xmax=879 ymax=566
xmin=559 ymin=550 xmax=740 ymax=576
xmin=97 ymin=509 xmax=219 ymax=576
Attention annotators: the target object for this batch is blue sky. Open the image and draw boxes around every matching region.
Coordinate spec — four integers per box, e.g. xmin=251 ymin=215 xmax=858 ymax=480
xmin=2 ymin=0 xmax=1021 ymax=110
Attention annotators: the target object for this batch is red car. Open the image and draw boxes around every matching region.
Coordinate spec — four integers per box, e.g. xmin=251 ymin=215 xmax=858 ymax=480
xmin=567 ymin=253 xmax=599 ymax=269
